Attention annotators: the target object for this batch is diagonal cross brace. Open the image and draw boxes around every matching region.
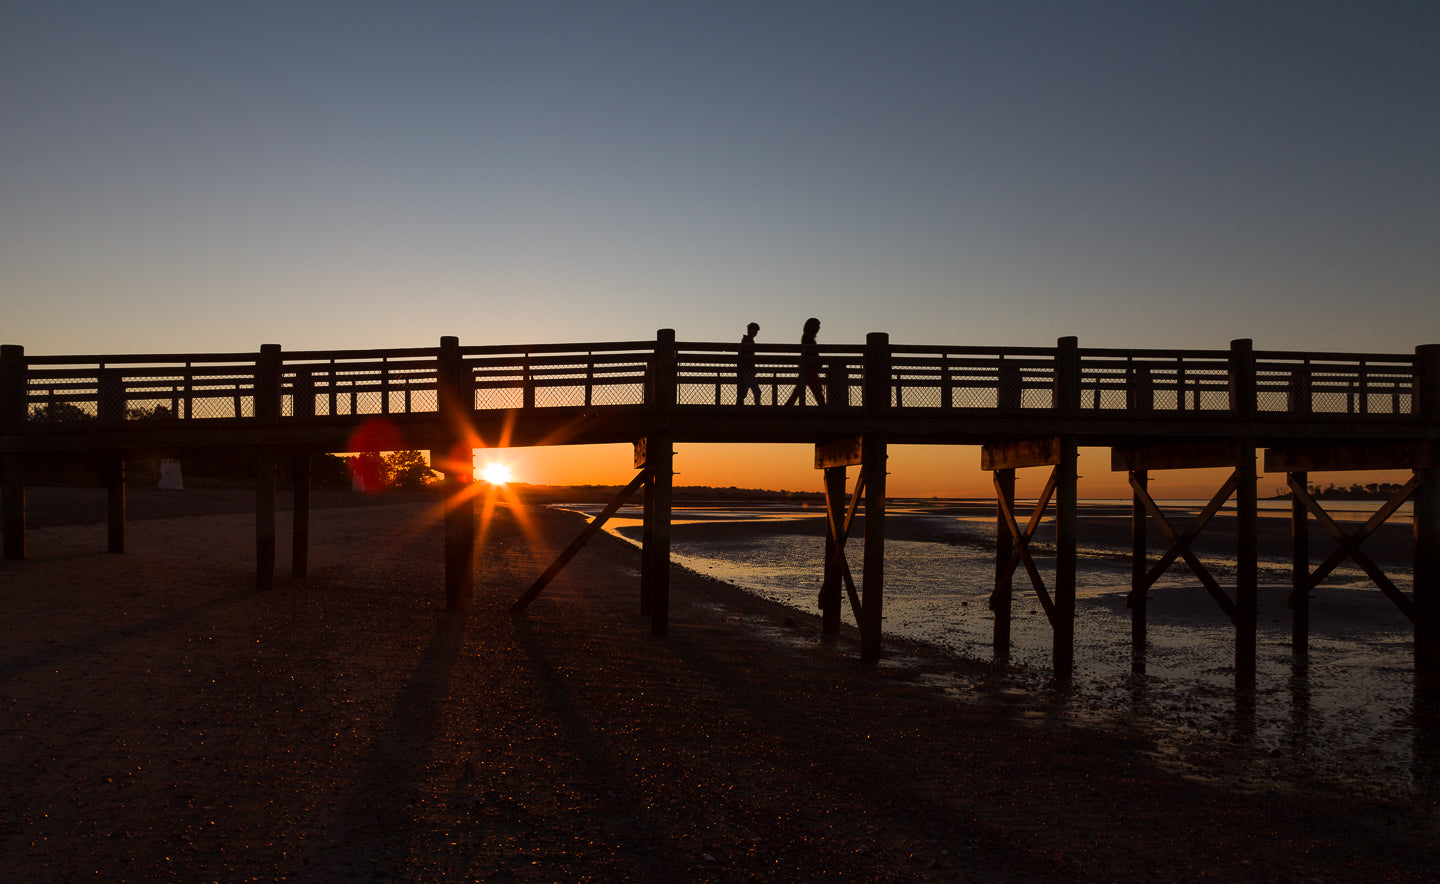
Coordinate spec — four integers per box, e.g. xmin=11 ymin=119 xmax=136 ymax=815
xmin=823 ymin=468 xmax=867 ymax=625
xmin=1129 ymin=471 xmax=1241 ymax=624
xmin=1287 ymin=474 xmax=1418 ymax=622
xmin=511 ymin=468 xmax=648 ymax=612
xmin=992 ymin=467 xmax=1059 ymax=626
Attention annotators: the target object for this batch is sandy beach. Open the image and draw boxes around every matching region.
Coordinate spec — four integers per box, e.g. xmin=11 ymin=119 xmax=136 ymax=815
xmin=2 ymin=486 xmax=1438 ymax=881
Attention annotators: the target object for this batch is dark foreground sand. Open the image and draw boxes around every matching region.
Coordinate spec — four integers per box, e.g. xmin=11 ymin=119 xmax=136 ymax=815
xmin=2 ymin=488 xmax=1438 ymax=881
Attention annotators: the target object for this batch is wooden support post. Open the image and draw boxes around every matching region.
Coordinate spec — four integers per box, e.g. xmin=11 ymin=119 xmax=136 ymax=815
xmin=290 ymin=378 xmax=314 ymax=579
xmin=1416 ymin=463 xmax=1440 ymax=684
xmin=1130 ymin=468 xmax=1148 ymax=673
xmin=822 ymin=465 xmax=846 ymax=635
xmin=648 ymin=436 xmax=674 ymax=637
xmin=95 ymin=369 xmax=127 ymax=555
xmin=255 ymin=344 xmax=282 ymax=590
xmin=292 ymin=452 xmax=311 ymax=578
xmin=106 ymin=455 xmax=125 ymax=553
xmin=437 ymin=336 xmax=474 ymax=613
xmin=861 ymin=435 xmax=887 ymax=661
xmin=256 ymin=450 xmax=276 ymax=591
xmin=1236 ymin=442 xmax=1259 ymax=685
xmin=1054 ymin=437 xmax=1078 ymax=677
xmin=640 ymin=466 xmax=654 ymax=616
xmin=860 ymin=333 xmax=890 ymax=661
xmin=0 ymin=451 xmax=20 ymax=560
xmin=440 ymin=455 xmax=475 ymax=613
xmin=1 ymin=345 xmax=23 ymax=559
xmin=1291 ymin=470 xmax=1310 ymax=659
xmin=1230 ymin=339 xmax=1259 ymax=685
xmin=1051 ymin=344 xmax=1080 ymax=677
xmin=1415 ymin=344 xmax=1440 ymax=684
xmin=992 ymin=467 xmax=1015 ymax=658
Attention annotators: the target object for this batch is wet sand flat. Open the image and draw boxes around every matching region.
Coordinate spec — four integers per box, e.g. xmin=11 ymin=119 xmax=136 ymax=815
xmin=2 ymin=488 xmax=1437 ymax=881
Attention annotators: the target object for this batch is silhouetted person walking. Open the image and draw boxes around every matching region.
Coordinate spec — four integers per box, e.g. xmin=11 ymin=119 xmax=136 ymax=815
xmin=783 ymin=317 xmax=824 ymax=406
xmin=737 ymin=322 xmax=761 ymax=405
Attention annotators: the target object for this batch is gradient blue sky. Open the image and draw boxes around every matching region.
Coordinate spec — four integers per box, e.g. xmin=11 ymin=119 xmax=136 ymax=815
xmin=3 ymin=2 xmax=1437 ymax=495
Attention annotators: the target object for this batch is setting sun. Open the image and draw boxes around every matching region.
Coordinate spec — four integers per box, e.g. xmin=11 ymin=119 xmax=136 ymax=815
xmin=479 ymin=462 xmax=514 ymax=485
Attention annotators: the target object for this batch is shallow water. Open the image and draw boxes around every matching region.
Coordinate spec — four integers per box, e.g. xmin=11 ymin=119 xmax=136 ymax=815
xmin=560 ymin=498 xmax=1438 ymax=802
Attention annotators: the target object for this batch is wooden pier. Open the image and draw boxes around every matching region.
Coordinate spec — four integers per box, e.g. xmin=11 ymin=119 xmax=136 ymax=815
xmin=4 ymin=331 xmax=1437 ymax=685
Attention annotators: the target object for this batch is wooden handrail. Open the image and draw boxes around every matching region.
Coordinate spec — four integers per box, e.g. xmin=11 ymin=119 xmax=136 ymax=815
xmin=4 ymin=335 xmax=1435 ymax=433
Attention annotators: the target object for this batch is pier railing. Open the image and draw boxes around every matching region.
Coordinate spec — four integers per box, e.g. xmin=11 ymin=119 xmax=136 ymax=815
xmin=1 ymin=335 xmax=1430 ymax=436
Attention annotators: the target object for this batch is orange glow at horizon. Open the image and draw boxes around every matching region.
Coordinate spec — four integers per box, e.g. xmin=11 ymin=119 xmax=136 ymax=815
xmin=458 ymin=442 xmax=1414 ymax=501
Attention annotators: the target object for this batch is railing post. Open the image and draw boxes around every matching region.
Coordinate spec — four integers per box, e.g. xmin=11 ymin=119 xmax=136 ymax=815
xmin=1414 ymin=344 xmax=1440 ymax=684
xmin=998 ymin=360 xmax=1021 ymax=411
xmin=1055 ymin=337 xmax=1079 ymax=416
xmin=183 ymin=363 xmax=194 ymax=419
xmin=1359 ymin=358 xmax=1370 ymax=415
xmin=256 ymin=344 xmax=282 ymax=423
xmin=2 ymin=344 xmax=26 ymax=559
xmin=1229 ymin=338 xmax=1256 ymax=420
xmin=864 ymin=333 xmax=890 ymax=412
xmin=585 ymin=354 xmax=595 ymax=407
xmin=1 ymin=345 xmax=25 ymax=430
xmin=98 ymin=368 xmax=124 ymax=423
xmin=1132 ymin=364 xmax=1154 ymax=414
xmin=825 ymin=359 xmax=847 ymax=409
xmin=292 ymin=369 xmax=316 ymax=419
xmin=940 ymin=355 xmax=953 ymax=409
xmin=655 ymin=329 xmax=677 ymax=410
xmin=522 ymin=354 xmax=535 ymax=410
xmin=1288 ymin=362 xmax=1311 ymax=415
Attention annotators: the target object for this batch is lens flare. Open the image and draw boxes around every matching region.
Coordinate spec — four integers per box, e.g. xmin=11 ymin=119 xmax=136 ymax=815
xmin=480 ymin=462 xmax=513 ymax=485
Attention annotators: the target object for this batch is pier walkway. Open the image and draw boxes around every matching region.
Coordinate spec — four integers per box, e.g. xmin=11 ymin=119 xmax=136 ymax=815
xmin=4 ymin=331 xmax=1438 ymax=684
